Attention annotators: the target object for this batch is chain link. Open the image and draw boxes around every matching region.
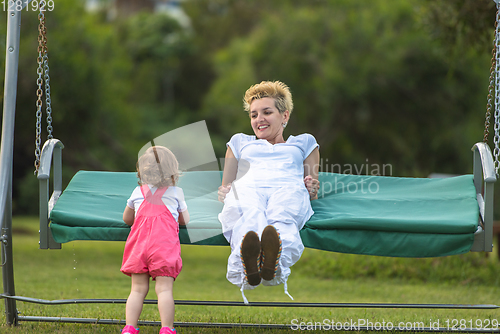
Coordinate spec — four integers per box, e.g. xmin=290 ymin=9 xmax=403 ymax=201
xmin=484 ymin=36 xmax=495 ymax=143
xmin=34 ymin=1 xmax=52 ymax=173
xmin=34 ymin=6 xmax=45 ymax=172
xmin=485 ymin=4 xmax=500 ymax=176
xmin=44 ymin=54 xmax=53 ymax=139
xmin=494 ymin=4 xmax=500 ymax=176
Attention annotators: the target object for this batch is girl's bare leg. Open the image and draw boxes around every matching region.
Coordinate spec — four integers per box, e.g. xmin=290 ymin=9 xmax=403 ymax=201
xmin=126 ymin=273 xmax=150 ymax=327
xmin=155 ymin=276 xmax=175 ymax=328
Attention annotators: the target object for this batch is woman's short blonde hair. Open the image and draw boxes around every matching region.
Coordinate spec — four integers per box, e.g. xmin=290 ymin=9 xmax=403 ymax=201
xmin=243 ymin=81 xmax=293 ymax=115
xmin=137 ymin=146 xmax=179 ymax=188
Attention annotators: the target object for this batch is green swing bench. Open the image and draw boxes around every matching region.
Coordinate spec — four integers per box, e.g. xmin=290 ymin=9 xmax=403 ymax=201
xmin=30 ymin=137 xmax=498 ymax=329
xmin=27 ymin=135 xmax=497 ymax=330
xmin=39 ymin=138 xmax=495 ymax=258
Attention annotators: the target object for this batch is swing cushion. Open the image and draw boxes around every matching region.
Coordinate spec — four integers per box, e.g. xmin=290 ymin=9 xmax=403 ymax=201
xmin=49 ymin=171 xmax=479 ymax=257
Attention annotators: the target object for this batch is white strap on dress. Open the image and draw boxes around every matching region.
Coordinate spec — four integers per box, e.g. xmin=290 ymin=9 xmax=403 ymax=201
xmin=240 ymin=284 xmax=250 ymax=304
xmin=283 ymin=279 xmax=294 ymax=300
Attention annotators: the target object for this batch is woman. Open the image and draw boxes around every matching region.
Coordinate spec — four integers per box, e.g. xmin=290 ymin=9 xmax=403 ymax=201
xmin=218 ymin=81 xmax=320 ymax=302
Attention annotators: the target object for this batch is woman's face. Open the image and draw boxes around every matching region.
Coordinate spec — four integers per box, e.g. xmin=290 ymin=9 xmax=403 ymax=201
xmin=249 ymin=97 xmax=289 ymax=144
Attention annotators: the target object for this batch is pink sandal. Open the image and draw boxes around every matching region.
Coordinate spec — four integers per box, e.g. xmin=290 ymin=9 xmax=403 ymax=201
xmin=122 ymin=325 xmax=139 ymax=334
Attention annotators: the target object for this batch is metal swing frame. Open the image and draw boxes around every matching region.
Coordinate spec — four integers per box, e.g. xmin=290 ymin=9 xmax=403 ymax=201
xmin=1 ymin=0 xmax=500 ymax=330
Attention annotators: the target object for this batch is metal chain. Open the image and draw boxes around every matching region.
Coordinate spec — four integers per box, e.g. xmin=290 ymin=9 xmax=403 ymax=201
xmin=34 ymin=1 xmax=49 ymax=173
xmin=484 ymin=20 xmax=496 ymax=143
xmin=44 ymin=54 xmax=53 ymax=139
xmin=494 ymin=3 xmax=500 ymax=175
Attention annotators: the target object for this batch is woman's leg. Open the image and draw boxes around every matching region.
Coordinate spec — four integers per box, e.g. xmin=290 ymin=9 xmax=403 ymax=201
xmin=155 ymin=276 xmax=175 ymax=329
xmin=263 ymin=221 xmax=303 ymax=285
xmin=263 ymin=186 xmax=312 ymax=285
xmin=221 ymin=186 xmax=269 ymax=287
xmin=125 ymin=273 xmax=150 ymax=327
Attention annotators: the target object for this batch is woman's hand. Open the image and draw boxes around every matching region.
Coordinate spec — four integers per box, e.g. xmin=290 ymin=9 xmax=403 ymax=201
xmin=304 ymin=175 xmax=320 ymax=200
xmin=218 ymin=183 xmax=232 ymax=202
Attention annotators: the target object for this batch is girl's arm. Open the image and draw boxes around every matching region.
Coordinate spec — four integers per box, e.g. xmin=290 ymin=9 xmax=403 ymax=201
xmin=123 ymin=206 xmax=135 ymax=226
xmin=178 ymin=209 xmax=190 ymax=225
xmin=218 ymin=147 xmax=238 ymax=202
xmin=304 ymin=147 xmax=320 ymax=200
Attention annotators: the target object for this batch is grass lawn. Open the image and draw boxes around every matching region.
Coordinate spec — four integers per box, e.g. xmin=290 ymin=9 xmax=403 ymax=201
xmin=1 ymin=216 xmax=499 ymax=333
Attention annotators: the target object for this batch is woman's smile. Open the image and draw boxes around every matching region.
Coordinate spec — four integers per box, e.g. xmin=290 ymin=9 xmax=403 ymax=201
xmin=250 ymin=97 xmax=289 ymax=144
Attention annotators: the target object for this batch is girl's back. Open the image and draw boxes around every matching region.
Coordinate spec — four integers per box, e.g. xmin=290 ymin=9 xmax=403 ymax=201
xmin=121 ymin=184 xmax=183 ymax=280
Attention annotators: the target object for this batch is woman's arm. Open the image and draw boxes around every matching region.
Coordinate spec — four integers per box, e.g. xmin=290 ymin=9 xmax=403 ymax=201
xmin=123 ymin=206 xmax=135 ymax=226
xmin=304 ymin=147 xmax=320 ymax=200
xmin=178 ymin=209 xmax=190 ymax=225
xmin=222 ymin=147 xmax=238 ymax=185
xmin=218 ymin=147 xmax=238 ymax=202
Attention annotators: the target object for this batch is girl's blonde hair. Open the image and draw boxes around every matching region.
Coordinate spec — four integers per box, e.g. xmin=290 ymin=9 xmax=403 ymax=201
xmin=243 ymin=81 xmax=293 ymax=115
xmin=137 ymin=146 xmax=179 ymax=188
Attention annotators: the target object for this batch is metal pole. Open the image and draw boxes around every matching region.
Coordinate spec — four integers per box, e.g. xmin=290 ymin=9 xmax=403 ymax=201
xmin=0 ymin=3 xmax=22 ymax=326
xmin=1 ymin=295 xmax=498 ymax=309
xmin=1 ymin=179 xmax=16 ymax=326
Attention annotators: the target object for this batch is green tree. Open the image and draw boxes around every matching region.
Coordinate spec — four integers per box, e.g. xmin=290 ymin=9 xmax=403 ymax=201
xmin=0 ymin=0 xmax=195 ymax=214
xmin=117 ymin=10 xmax=194 ymax=134
xmin=418 ymin=0 xmax=496 ymax=52
xmin=202 ymin=0 xmax=490 ymax=177
xmin=417 ymin=0 xmax=500 ymax=219
xmin=0 ymin=1 xmax=139 ymax=213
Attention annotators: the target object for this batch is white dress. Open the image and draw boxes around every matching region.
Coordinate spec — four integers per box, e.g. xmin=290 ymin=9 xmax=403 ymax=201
xmin=218 ymin=133 xmax=319 ymax=293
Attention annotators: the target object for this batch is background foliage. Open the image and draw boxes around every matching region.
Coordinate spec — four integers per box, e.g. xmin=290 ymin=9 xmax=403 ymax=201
xmin=0 ymin=0 xmax=497 ymax=214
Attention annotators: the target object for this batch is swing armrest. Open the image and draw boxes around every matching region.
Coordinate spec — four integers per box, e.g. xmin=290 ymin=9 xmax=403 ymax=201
xmin=471 ymin=142 xmax=496 ymax=252
xmin=37 ymin=139 xmax=64 ymax=250
xmin=472 ymin=142 xmax=496 ymax=183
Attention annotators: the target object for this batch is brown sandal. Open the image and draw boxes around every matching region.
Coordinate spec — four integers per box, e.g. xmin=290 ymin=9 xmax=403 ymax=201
xmin=260 ymin=225 xmax=281 ymax=281
xmin=240 ymin=231 xmax=261 ymax=286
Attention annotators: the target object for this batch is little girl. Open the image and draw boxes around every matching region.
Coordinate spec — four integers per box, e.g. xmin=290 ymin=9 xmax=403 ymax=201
xmin=121 ymin=146 xmax=189 ymax=334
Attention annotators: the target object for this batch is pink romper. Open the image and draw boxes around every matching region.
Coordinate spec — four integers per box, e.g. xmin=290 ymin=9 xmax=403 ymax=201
xmin=121 ymin=185 xmax=182 ymax=280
